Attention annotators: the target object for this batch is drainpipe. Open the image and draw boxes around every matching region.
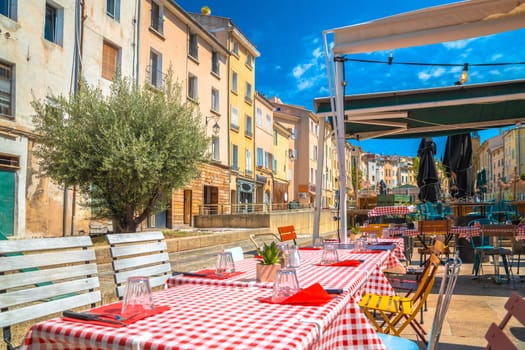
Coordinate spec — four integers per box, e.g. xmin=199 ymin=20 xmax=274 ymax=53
xmin=134 ymin=0 xmax=141 ymax=84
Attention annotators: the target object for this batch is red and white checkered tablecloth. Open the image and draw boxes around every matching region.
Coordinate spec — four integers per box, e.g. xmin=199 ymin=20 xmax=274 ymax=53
xmin=168 ymin=250 xmax=398 ymax=298
xmin=368 ymin=206 xmax=410 ymax=217
xmin=23 ymin=283 xmax=387 ymax=350
xmin=517 ymin=226 xmax=525 ymax=240
xmin=376 ymin=238 xmax=406 ymax=261
xmin=450 ymin=226 xmax=480 ymax=241
xmin=388 ymin=228 xmax=419 ymax=237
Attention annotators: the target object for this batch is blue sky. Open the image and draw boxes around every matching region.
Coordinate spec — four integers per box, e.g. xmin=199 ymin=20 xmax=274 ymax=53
xmin=175 ymin=0 xmax=525 ymax=157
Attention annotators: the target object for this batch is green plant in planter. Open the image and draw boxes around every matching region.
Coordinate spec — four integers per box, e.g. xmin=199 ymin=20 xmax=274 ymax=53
xmin=257 ymin=241 xmax=281 ymax=265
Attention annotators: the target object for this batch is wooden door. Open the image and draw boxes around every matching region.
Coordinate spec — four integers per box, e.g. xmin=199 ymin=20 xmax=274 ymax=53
xmin=183 ymin=190 xmax=192 ymax=224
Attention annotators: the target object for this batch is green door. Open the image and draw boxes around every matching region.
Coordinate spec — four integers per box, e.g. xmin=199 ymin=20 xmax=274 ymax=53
xmin=0 ymin=170 xmax=15 ymax=236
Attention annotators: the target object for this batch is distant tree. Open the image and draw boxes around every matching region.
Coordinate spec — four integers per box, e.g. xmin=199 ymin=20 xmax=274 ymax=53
xmin=32 ymin=74 xmax=209 ymax=233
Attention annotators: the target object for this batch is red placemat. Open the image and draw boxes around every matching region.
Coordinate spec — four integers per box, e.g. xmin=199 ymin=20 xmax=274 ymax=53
xmin=259 ymin=283 xmax=333 ymax=306
xmin=192 ymin=269 xmax=246 ymax=280
xmin=62 ymin=302 xmax=170 ymax=328
xmin=316 ymin=259 xmax=361 ymax=267
xmin=299 ymin=247 xmax=323 ymax=250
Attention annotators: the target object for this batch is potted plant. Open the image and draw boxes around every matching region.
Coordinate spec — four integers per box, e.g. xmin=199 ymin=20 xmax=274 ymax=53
xmin=256 ymin=241 xmax=282 ymax=282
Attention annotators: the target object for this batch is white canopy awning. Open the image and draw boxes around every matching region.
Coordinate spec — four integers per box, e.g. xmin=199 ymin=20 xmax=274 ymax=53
xmin=330 ymin=0 xmax=525 ymax=54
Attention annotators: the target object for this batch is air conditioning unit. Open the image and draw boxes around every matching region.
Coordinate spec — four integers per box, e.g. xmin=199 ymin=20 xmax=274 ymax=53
xmin=289 ymin=149 xmax=297 ymax=160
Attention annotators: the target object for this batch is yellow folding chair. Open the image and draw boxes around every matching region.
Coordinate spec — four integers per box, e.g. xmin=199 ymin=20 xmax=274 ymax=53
xmin=359 ymin=254 xmax=441 ymax=344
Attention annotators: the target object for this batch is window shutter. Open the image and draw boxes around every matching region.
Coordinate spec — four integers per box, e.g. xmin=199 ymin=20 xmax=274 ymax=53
xmin=102 ymin=42 xmax=118 ymax=80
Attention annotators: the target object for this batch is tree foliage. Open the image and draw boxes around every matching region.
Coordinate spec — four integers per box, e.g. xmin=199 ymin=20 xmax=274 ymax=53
xmin=32 ymin=75 xmax=209 ymax=232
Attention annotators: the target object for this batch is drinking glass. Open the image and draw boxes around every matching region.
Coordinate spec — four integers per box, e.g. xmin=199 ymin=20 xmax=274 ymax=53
xmin=277 ymin=242 xmax=290 ymax=268
xmin=321 ymin=243 xmax=339 ymax=264
xmin=121 ymin=276 xmax=154 ymax=317
xmin=216 ymin=251 xmax=235 ymax=276
xmin=313 ymin=237 xmax=324 ymax=248
xmin=271 ymin=268 xmax=300 ymax=302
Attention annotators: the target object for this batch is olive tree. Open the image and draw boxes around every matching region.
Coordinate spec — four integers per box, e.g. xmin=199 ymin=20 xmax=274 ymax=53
xmin=32 ymin=75 xmax=209 ymax=233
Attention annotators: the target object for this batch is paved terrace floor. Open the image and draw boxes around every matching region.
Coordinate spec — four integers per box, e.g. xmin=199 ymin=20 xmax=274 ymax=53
xmin=6 ymin=229 xmax=525 ymax=350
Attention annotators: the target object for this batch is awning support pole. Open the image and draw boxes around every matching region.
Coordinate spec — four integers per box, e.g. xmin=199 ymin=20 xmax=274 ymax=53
xmin=335 ymin=58 xmax=348 ymax=243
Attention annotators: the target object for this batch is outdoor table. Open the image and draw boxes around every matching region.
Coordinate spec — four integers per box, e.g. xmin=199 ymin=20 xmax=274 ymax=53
xmin=367 ymin=206 xmax=410 ymax=217
xmin=21 ymin=283 xmax=386 ymax=350
xmin=168 ymin=250 xmax=399 ymax=297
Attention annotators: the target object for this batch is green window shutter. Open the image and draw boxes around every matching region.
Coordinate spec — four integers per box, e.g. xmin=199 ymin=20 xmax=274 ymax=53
xmin=0 ymin=170 xmax=15 ymax=236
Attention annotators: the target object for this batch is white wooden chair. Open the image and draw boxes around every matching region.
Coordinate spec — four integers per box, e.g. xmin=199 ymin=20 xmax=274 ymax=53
xmin=0 ymin=236 xmax=101 ymax=350
xmin=106 ymin=231 xmax=171 ymax=299
xmin=224 ymin=246 xmax=244 ymax=261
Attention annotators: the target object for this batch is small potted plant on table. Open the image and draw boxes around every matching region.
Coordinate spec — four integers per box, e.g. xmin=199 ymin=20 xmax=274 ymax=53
xmin=256 ymin=241 xmax=282 ymax=282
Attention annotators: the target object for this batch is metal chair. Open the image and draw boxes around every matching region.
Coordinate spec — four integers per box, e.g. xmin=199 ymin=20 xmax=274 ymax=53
xmin=0 ymin=236 xmax=101 ymax=350
xmin=249 ymin=232 xmax=281 ymax=251
xmin=106 ymin=231 xmax=172 ymax=299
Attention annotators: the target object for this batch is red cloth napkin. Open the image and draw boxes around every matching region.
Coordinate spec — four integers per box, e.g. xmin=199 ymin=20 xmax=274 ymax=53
xmin=259 ymin=283 xmax=333 ymax=306
xmin=357 ymin=251 xmax=383 ymax=254
xmin=192 ymin=269 xmax=245 ymax=280
xmin=299 ymin=247 xmax=323 ymax=250
xmin=62 ymin=302 xmax=170 ymax=328
xmin=317 ymin=259 xmax=361 ymax=267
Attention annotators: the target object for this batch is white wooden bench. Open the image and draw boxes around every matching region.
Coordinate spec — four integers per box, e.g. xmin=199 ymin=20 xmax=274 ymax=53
xmin=106 ymin=232 xmax=172 ymax=299
xmin=0 ymin=236 xmax=101 ymax=349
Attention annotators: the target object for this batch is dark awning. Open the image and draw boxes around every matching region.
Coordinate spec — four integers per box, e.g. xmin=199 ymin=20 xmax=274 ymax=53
xmin=256 ymin=175 xmax=267 ymax=184
xmin=314 ymin=79 xmax=525 ymax=140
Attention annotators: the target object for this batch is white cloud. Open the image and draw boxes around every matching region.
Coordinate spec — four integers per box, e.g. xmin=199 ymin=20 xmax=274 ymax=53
xmin=298 ymin=79 xmax=315 ymax=90
xmin=442 ymin=38 xmax=476 ymax=50
xmin=312 ymin=47 xmax=323 ymax=59
xmin=418 ymin=67 xmax=446 ymax=81
xmin=293 ymin=63 xmax=314 ymax=79
xmin=275 ymin=65 xmax=282 ymax=70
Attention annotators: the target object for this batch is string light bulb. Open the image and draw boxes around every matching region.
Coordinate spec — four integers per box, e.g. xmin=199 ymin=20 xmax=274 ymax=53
xmin=455 ymin=63 xmax=469 ymax=85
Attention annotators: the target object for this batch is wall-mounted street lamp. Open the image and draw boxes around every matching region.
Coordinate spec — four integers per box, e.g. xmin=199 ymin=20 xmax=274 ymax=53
xmin=206 ymin=116 xmax=220 ymax=136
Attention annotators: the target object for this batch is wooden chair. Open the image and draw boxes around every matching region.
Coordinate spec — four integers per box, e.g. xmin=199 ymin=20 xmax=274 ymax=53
xmin=0 ymin=236 xmax=101 ymax=350
xmin=386 ymin=240 xmax=447 ymax=323
xmin=485 ymin=292 xmax=525 ymax=350
xmin=106 ymin=231 xmax=171 ymax=299
xmin=418 ymin=219 xmax=452 ymax=264
xmin=277 ymin=225 xmax=297 ymax=245
xmin=359 ymin=253 xmax=441 ymax=345
xmin=375 ymin=253 xmax=462 ymax=350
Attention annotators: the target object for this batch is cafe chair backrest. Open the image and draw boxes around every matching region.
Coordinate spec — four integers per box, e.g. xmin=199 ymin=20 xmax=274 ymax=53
xmin=485 ymin=292 xmax=525 ymax=350
xmin=106 ymin=231 xmax=171 ymax=299
xmin=0 ymin=236 xmax=101 ymax=350
xmin=278 ymin=225 xmax=297 ymax=245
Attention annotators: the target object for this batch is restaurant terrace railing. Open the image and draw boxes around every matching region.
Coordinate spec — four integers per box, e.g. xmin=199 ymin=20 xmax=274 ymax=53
xmin=199 ymin=202 xmax=311 ymax=215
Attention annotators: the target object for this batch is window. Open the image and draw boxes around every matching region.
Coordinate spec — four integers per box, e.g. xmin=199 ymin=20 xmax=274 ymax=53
xmin=266 ymin=114 xmax=271 ymax=131
xmin=211 ymin=52 xmax=219 ymax=75
xmin=273 ymin=159 xmax=277 ymax=174
xmin=189 ymin=33 xmax=198 ymax=59
xmin=273 ymin=130 xmax=277 ymax=145
xmin=231 ymin=71 xmax=238 ymax=93
xmin=106 ymin=0 xmax=120 ymax=21
xmin=44 ymin=3 xmax=63 ymax=45
xmin=245 ymin=82 xmax=252 ymax=104
xmin=245 ymin=115 xmax=252 ymax=137
xmin=246 ymin=53 xmax=253 ymax=68
xmin=211 ymin=88 xmax=219 ymax=112
xmin=232 ymin=144 xmax=238 ymax=171
xmin=0 ymin=62 xmax=13 ymax=116
xmin=149 ymin=50 xmax=163 ymax=88
xmin=264 ymin=152 xmax=270 ymax=169
xmin=257 ymin=148 xmax=263 ymax=167
xmin=231 ymin=106 xmax=239 ymax=130
xmin=150 ymin=1 xmax=163 ymax=34
xmin=0 ymin=0 xmax=17 ymax=20
xmin=246 ymin=149 xmax=252 ymax=174
xmin=188 ymin=74 xmax=198 ymax=101
xmin=211 ymin=136 xmax=220 ymax=161
xmin=256 ymin=108 xmax=262 ymax=126
xmin=232 ymin=41 xmax=239 ymax=56
xmin=102 ymin=41 xmax=120 ymax=81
